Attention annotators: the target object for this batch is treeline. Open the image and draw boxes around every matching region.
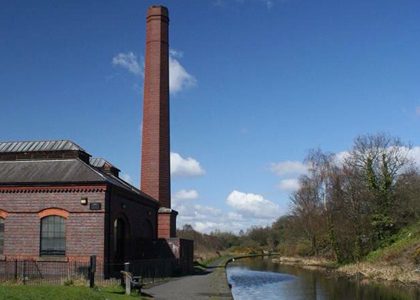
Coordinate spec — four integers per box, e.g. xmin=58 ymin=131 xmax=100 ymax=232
xmin=176 ymin=224 xmax=238 ymax=260
xmin=286 ymin=133 xmax=419 ymax=262
xmin=178 ymin=133 xmax=420 ymax=263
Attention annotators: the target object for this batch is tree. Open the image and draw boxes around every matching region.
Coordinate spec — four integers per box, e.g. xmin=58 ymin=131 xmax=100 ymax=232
xmin=291 ymin=175 xmax=325 ymax=255
xmin=347 ymin=133 xmax=412 ymax=243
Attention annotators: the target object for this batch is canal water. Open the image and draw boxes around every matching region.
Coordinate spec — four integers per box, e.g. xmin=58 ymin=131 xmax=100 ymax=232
xmin=226 ymin=257 xmax=419 ymax=300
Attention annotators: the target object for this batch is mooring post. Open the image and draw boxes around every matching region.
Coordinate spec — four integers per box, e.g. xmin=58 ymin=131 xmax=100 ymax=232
xmin=124 ymin=262 xmax=131 ymax=295
xmin=14 ymin=259 xmax=18 ymax=281
xmin=89 ymin=255 xmax=96 ymax=288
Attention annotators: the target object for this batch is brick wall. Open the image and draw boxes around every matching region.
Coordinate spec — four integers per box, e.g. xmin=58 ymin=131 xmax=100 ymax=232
xmin=0 ymin=185 xmax=106 ymax=262
xmin=108 ymin=187 xmax=159 ymax=261
xmin=0 ymin=184 xmax=161 ymax=266
xmin=157 ymin=209 xmax=177 ymax=238
xmin=164 ymin=238 xmax=194 ymax=273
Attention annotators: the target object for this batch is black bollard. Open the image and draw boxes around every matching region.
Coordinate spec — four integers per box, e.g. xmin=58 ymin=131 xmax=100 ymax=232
xmin=89 ymin=255 xmax=96 ymax=288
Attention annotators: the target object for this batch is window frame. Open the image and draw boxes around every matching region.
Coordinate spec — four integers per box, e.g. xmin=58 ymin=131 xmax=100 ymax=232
xmin=40 ymin=215 xmax=66 ymax=256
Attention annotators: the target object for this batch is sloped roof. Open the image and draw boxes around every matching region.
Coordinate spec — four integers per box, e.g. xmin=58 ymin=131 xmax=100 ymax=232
xmin=0 ymin=140 xmax=85 ymax=153
xmin=0 ymin=159 xmax=104 ymax=183
xmin=89 ymin=157 xmax=108 ymax=168
xmin=0 ymin=140 xmax=157 ymax=204
xmin=90 ymin=157 xmax=120 ymax=172
xmin=0 ymin=158 xmax=156 ymax=203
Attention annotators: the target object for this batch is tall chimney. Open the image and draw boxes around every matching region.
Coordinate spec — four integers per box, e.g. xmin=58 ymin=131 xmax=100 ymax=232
xmin=141 ymin=6 xmax=177 ymax=238
xmin=141 ymin=6 xmax=171 ymax=208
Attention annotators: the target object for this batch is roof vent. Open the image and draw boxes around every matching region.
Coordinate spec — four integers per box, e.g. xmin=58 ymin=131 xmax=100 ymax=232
xmin=90 ymin=158 xmax=120 ymax=177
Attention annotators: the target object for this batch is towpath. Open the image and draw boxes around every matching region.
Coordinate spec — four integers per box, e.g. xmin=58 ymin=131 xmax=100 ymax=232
xmin=143 ymin=257 xmax=233 ymax=300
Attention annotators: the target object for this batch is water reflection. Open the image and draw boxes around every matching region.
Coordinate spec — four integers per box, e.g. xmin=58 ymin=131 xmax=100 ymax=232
xmin=229 ymin=268 xmax=296 ymax=287
xmin=227 ymin=257 xmax=419 ymax=300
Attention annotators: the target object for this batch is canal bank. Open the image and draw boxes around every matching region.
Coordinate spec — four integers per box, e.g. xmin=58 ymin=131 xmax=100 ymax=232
xmin=272 ymin=256 xmax=420 ymax=286
xmin=143 ymin=256 xmax=233 ymax=299
xmin=227 ymin=256 xmax=420 ymax=300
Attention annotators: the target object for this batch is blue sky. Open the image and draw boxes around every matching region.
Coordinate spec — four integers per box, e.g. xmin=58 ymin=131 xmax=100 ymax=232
xmin=1 ymin=0 xmax=420 ymax=232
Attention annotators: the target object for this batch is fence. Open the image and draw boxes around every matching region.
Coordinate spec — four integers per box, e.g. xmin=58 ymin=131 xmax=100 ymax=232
xmin=125 ymin=258 xmax=178 ymax=281
xmin=0 ymin=258 xmax=179 ymax=285
xmin=0 ymin=259 xmax=90 ymax=284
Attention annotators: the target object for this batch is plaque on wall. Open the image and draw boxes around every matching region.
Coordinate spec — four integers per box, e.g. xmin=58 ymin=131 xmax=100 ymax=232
xmin=89 ymin=202 xmax=102 ymax=210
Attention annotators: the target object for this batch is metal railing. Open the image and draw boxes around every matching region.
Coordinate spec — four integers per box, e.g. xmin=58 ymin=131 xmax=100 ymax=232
xmin=0 ymin=257 xmax=181 ymax=285
xmin=0 ymin=259 xmax=89 ymax=284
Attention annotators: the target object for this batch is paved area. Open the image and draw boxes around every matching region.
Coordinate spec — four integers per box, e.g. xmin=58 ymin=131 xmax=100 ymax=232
xmin=143 ymin=258 xmax=233 ymax=300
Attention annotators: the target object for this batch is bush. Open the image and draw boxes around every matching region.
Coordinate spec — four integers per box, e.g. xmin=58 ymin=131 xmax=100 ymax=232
xmin=295 ymin=240 xmax=312 ymax=256
xmin=63 ymin=279 xmax=74 ymax=286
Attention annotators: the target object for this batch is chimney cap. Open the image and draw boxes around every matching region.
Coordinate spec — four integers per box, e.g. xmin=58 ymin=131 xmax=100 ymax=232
xmin=147 ymin=5 xmax=169 ymax=17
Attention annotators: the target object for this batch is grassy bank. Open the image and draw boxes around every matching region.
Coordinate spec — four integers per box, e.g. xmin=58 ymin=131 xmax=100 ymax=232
xmin=338 ymin=222 xmax=420 ymax=285
xmin=0 ymin=284 xmax=146 ymax=300
xmin=271 ymin=222 xmax=420 ymax=285
xmin=272 ymin=256 xmax=337 ymax=269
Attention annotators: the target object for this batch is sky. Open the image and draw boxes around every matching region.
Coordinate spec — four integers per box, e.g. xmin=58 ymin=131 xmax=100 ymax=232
xmin=1 ymin=0 xmax=420 ymax=233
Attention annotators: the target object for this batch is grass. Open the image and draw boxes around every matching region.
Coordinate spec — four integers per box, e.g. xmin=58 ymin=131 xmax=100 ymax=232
xmin=197 ymin=254 xmax=229 ymax=267
xmin=365 ymin=221 xmax=420 ymax=264
xmin=0 ymin=284 xmax=147 ymax=300
xmin=337 ymin=222 xmax=420 ymax=284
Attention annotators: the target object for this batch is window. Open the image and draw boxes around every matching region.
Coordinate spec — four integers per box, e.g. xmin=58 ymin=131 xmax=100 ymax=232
xmin=40 ymin=216 xmax=65 ymax=256
xmin=114 ymin=218 xmax=125 ymax=260
xmin=0 ymin=218 xmax=4 ymax=255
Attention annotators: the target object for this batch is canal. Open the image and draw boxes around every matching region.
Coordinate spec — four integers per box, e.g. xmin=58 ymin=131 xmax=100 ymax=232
xmin=226 ymin=257 xmax=419 ymax=300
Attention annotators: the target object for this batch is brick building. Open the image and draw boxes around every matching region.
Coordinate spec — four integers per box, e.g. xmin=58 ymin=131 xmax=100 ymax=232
xmin=0 ymin=6 xmax=192 ymax=277
xmin=0 ymin=140 xmax=159 ymax=264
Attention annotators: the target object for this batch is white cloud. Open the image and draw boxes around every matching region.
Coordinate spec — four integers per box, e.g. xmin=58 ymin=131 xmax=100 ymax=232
xmin=193 ymin=204 xmax=222 ymax=216
xmin=270 ymin=161 xmax=306 ymax=194
xmin=269 ymin=146 xmax=420 ymax=196
xmin=406 ymin=146 xmax=420 ymax=166
xmin=194 ymin=221 xmax=221 ymax=232
xmin=226 ymin=190 xmax=282 ymax=219
xmin=174 ymin=201 xmax=220 ymax=233
xmin=173 ymin=190 xmax=282 ymax=233
xmin=171 ymin=152 xmax=205 ymax=177
xmin=278 ymin=178 xmax=300 ymax=191
xmin=175 ymin=203 xmax=223 ymax=223
xmin=333 ymin=151 xmax=350 ymax=167
xmin=112 ymin=52 xmax=143 ymax=76
xmin=270 ymin=161 xmax=308 ymax=176
xmin=172 ymin=189 xmax=199 ymax=204
xmin=227 ymin=211 xmax=244 ymax=221
xmin=333 ymin=147 xmax=420 ymax=168
xmin=383 ymin=146 xmax=420 ymax=167
xmin=169 ymin=49 xmax=183 ymax=58
xmin=112 ymin=49 xmax=196 ymax=94
xmin=169 ymin=54 xmax=197 ymax=94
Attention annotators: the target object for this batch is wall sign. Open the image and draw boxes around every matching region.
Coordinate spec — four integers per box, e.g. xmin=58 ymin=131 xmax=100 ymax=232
xmin=89 ymin=203 xmax=102 ymax=210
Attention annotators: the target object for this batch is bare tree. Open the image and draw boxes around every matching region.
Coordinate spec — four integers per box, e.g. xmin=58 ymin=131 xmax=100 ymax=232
xmin=346 ymin=133 xmax=412 ymax=243
xmin=347 ymin=133 xmax=411 ymax=208
xmin=291 ymin=174 xmax=325 ymax=255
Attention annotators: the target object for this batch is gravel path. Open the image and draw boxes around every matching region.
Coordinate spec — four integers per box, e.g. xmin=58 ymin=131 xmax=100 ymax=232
xmin=143 ymin=258 xmax=233 ymax=300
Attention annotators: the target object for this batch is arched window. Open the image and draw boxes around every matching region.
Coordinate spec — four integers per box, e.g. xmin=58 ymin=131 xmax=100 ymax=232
xmin=114 ymin=218 xmax=125 ymax=261
xmin=0 ymin=218 xmax=4 ymax=255
xmin=40 ymin=216 xmax=65 ymax=256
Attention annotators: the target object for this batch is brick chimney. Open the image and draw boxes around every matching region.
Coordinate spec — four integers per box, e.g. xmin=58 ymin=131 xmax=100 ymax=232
xmin=141 ymin=5 xmax=177 ymax=238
